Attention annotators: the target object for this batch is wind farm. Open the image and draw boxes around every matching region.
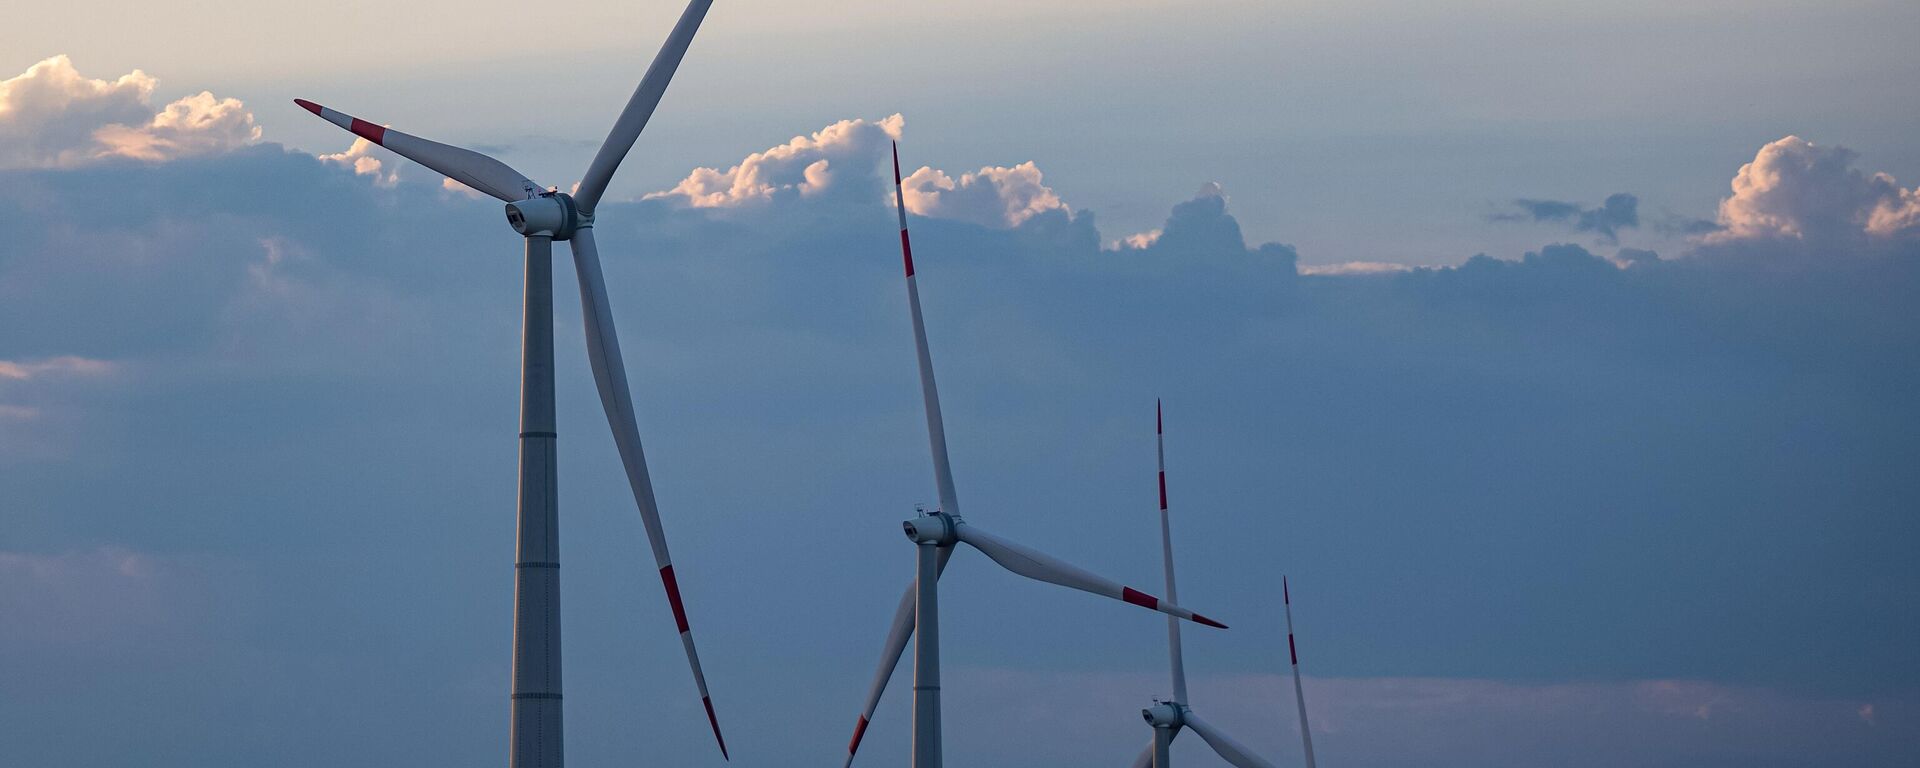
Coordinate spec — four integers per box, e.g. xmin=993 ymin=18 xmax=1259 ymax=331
xmin=8 ymin=1 xmax=1913 ymax=767
xmin=288 ymin=6 xmax=1289 ymax=766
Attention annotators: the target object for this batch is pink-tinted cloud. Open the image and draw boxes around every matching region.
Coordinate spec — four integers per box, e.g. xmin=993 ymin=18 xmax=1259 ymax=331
xmin=0 ymin=56 xmax=258 ymax=168
xmin=1710 ymin=135 xmax=1920 ymax=244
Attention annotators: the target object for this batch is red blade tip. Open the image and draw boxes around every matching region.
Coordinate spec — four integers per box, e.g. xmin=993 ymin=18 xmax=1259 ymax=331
xmin=1192 ymin=613 xmax=1228 ymax=629
xmin=293 ymin=98 xmax=321 ymax=115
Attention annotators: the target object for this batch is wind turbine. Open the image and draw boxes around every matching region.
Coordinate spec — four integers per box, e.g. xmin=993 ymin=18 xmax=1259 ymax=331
xmin=1130 ymin=402 xmax=1278 ymax=768
xmin=292 ymin=2 xmax=725 ymax=765
xmin=840 ymin=144 xmax=1230 ymax=768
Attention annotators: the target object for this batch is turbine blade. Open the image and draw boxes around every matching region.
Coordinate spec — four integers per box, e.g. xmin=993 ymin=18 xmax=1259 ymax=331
xmin=567 ymin=230 xmax=726 ymax=759
xmin=1183 ymin=711 xmax=1277 ymax=768
xmin=1129 ymin=734 xmax=1162 ymax=768
xmin=293 ymin=99 xmax=539 ymax=202
xmin=845 ymin=545 xmax=953 ymax=768
xmin=1156 ymin=399 xmax=1189 ymax=703
xmin=1285 ymin=577 xmax=1318 ymax=768
xmin=952 ymin=523 xmax=1227 ymax=628
xmin=574 ymin=0 xmax=714 ymax=212
xmin=892 ymin=142 xmax=961 ymax=518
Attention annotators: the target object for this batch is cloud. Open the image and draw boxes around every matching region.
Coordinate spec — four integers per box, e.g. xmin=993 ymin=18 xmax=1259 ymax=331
xmin=648 ymin=114 xmax=903 ymax=208
xmin=1112 ymin=182 xmax=1298 ymax=268
xmin=0 ymin=356 xmax=116 ymax=456
xmin=1710 ymin=135 xmax=1920 ymax=244
xmin=900 ymin=160 xmax=1070 ymax=228
xmin=0 ymin=55 xmax=258 ymax=169
xmin=1610 ymin=246 xmax=1662 ymax=267
xmin=1298 ymin=260 xmax=1415 ymax=275
xmin=1494 ymin=192 xmax=1640 ymax=243
xmin=318 ymin=137 xmax=395 ymax=184
xmin=0 ymin=355 xmax=114 ymax=381
xmin=647 ymin=113 xmax=1075 ymax=230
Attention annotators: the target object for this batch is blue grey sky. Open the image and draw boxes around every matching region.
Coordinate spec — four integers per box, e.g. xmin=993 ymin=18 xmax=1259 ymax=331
xmin=3 ymin=2 xmax=1918 ymax=766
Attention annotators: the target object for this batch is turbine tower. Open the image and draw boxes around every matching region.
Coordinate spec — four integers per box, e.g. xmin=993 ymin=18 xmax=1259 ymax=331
xmin=840 ymin=145 xmax=1230 ymax=768
xmin=1129 ymin=403 xmax=1278 ymax=768
xmin=292 ymin=2 xmax=726 ymax=765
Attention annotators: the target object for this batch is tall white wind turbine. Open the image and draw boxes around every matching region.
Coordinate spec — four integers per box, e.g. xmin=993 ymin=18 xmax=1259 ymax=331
xmin=1130 ymin=403 xmax=1279 ymax=768
xmin=840 ymin=145 xmax=1230 ymax=768
xmin=293 ymin=2 xmax=726 ymax=765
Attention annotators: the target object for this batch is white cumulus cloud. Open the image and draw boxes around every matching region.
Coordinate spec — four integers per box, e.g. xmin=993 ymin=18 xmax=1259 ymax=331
xmin=0 ymin=55 xmax=258 ymax=169
xmin=318 ymin=136 xmax=396 ymax=184
xmin=900 ymin=161 xmax=1070 ymax=229
xmin=1711 ymin=135 xmax=1920 ymax=244
xmin=648 ymin=113 xmax=1072 ymax=228
xmin=648 ymin=114 xmax=904 ymax=208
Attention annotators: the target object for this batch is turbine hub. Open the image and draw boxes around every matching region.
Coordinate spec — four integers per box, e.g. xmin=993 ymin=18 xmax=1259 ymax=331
xmin=1143 ymin=702 xmax=1184 ymax=728
xmin=505 ymin=192 xmax=590 ymax=240
xmin=901 ymin=510 xmax=957 ymax=546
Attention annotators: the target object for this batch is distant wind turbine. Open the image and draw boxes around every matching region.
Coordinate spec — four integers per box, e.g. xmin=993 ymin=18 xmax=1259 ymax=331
xmin=1130 ymin=402 xmax=1280 ymax=768
xmin=840 ymin=145 xmax=1229 ymax=768
xmin=291 ymin=2 xmax=726 ymax=765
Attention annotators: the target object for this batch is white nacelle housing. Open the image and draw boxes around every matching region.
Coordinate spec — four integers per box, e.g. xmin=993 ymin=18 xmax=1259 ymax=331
xmin=505 ymin=193 xmax=582 ymax=239
xmin=1143 ymin=702 xmax=1182 ymax=727
xmin=902 ymin=512 xmax=956 ymax=545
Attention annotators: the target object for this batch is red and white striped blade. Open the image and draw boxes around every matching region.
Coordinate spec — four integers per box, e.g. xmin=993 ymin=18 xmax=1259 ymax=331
xmin=891 ymin=141 xmax=960 ymax=518
xmin=1184 ymin=710 xmax=1277 ymax=768
xmin=843 ymin=546 xmax=952 ymax=768
xmin=952 ymin=523 xmax=1227 ymax=628
xmin=292 ymin=99 xmax=539 ymax=202
xmin=574 ymin=0 xmax=713 ymax=213
xmin=568 ymin=231 xmax=726 ymax=759
xmin=1155 ymin=398 xmax=1190 ymax=703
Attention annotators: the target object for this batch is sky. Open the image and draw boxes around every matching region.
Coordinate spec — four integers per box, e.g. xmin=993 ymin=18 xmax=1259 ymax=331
xmin=2 ymin=1 xmax=1918 ymax=766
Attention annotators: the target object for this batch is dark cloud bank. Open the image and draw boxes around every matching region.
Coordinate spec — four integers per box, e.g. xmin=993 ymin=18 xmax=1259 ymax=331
xmin=2 ymin=61 xmax=1916 ymax=768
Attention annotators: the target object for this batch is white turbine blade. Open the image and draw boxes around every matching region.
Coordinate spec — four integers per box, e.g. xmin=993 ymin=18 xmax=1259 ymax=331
xmin=293 ymin=99 xmax=540 ymax=202
xmin=891 ymin=142 xmax=961 ymax=518
xmin=1183 ymin=710 xmax=1277 ymax=768
xmin=1285 ymin=577 xmax=1318 ymax=768
xmin=1156 ymin=399 xmax=1189 ymax=704
xmin=567 ymin=229 xmax=727 ymax=759
xmin=952 ymin=524 xmax=1227 ymax=628
xmin=1128 ymin=732 xmax=1174 ymax=768
xmin=843 ymin=546 xmax=953 ymax=768
xmin=574 ymin=0 xmax=714 ymax=213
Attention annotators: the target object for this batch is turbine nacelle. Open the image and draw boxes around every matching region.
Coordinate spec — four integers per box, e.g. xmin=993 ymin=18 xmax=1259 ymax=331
xmin=505 ymin=192 xmax=589 ymax=240
xmin=1142 ymin=702 xmax=1184 ymax=728
xmin=902 ymin=510 xmax=958 ymax=546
